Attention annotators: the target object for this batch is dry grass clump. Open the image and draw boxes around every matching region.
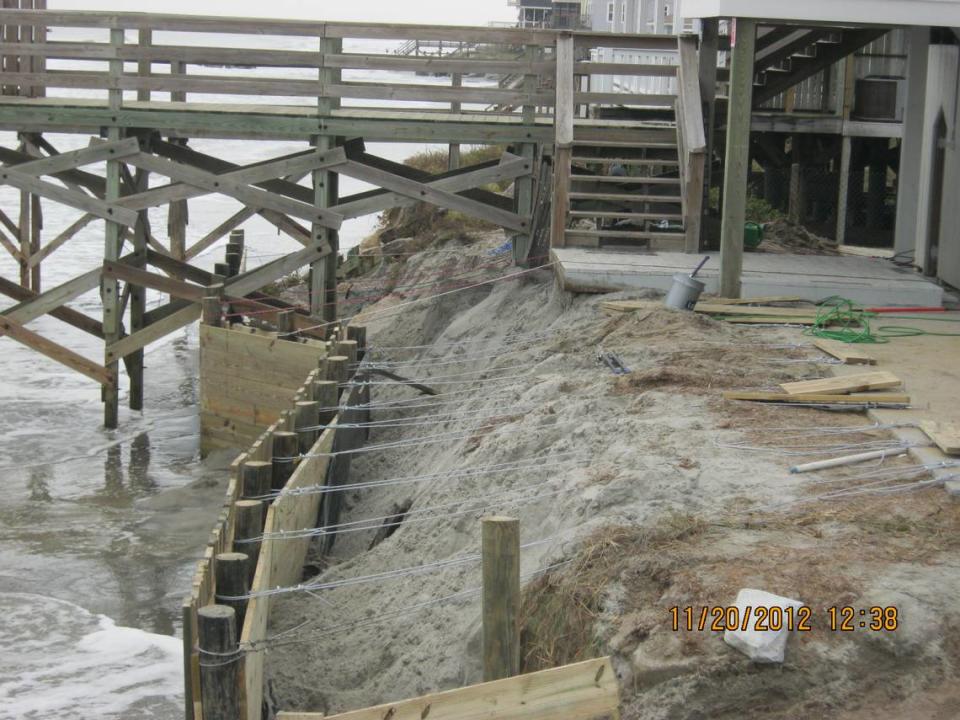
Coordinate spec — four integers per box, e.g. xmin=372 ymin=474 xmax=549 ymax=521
xmin=519 ymin=515 xmax=708 ymax=672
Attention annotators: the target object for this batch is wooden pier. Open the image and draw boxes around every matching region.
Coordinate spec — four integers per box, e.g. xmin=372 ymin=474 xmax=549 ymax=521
xmin=0 ymin=7 xmax=705 ymax=427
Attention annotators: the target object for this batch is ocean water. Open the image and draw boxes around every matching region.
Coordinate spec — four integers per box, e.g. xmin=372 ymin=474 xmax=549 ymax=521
xmin=0 ymin=27 xmax=495 ymax=718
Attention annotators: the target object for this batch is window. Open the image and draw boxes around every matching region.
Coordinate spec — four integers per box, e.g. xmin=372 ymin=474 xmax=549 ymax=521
xmin=607 ymin=2 xmax=614 ymax=23
xmin=621 ymin=3 xmax=627 ymax=23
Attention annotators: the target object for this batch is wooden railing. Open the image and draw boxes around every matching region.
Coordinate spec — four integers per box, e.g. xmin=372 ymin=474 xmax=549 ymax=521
xmin=676 ymin=35 xmax=706 ymax=253
xmin=0 ymin=9 xmax=684 ymax=121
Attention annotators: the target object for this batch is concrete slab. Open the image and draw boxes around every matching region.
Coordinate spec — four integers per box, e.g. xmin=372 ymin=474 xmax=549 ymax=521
xmin=553 ymin=248 xmax=944 ymax=307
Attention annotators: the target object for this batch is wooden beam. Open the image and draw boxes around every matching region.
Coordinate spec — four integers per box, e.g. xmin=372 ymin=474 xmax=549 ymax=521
xmin=185 ymin=206 xmax=257 ymax=261
xmin=226 ymin=241 xmax=328 ymax=298
xmin=277 ymin=657 xmax=619 ymax=720
xmin=719 ymin=18 xmax=756 ymax=298
xmin=105 ymin=302 xmax=200 ymax=363
xmin=0 ymin=164 xmax=137 ymax=225
xmin=124 ymin=152 xmax=344 ymax=230
xmin=0 ymin=143 xmax=106 ymax=196
xmin=723 ymin=391 xmax=909 ymax=405
xmin=0 ymin=274 xmax=103 ymax=337
xmin=102 ymin=260 xmax=206 ymax=302
xmin=2 ymin=264 xmax=102 ymax=325
xmin=7 ymin=136 xmax=139 ymax=176
xmin=0 ymin=314 xmax=113 ymax=385
xmin=779 ymin=372 xmax=901 ymax=396
xmin=338 ymin=160 xmax=528 ymax=233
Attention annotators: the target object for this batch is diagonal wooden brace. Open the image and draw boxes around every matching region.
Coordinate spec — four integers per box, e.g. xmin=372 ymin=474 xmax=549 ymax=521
xmin=0 ymin=315 xmax=114 ymax=386
xmin=0 ymin=165 xmax=138 ymax=225
xmin=337 ymin=159 xmax=530 ymax=233
xmin=122 ymin=152 xmax=345 ymax=230
xmin=8 ymin=137 xmax=141 ymax=177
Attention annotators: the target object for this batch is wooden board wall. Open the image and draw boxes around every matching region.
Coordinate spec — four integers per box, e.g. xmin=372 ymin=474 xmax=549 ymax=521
xmin=200 ymin=324 xmax=324 ymax=453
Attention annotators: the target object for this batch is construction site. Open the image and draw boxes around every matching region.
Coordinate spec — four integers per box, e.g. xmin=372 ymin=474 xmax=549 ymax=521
xmin=1 ymin=2 xmax=959 ymax=720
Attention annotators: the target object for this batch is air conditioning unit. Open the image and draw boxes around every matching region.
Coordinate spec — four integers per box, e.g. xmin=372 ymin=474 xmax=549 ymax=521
xmin=853 ymin=76 xmax=905 ymax=122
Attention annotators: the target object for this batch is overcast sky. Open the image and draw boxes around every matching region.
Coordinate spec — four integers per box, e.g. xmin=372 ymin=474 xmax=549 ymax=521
xmin=50 ymin=0 xmax=518 ymax=26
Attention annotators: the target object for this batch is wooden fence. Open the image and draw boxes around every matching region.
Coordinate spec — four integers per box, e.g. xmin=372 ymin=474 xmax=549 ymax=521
xmin=184 ymin=318 xmax=366 ymax=720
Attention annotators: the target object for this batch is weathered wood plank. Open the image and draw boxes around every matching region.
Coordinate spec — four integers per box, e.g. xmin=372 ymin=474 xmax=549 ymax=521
xmin=226 ymin=242 xmax=328 ymax=298
xmin=919 ymin=421 xmax=960 ymax=455
xmin=813 ymin=338 xmax=877 ymax=365
xmin=278 ymin=657 xmax=620 ymax=720
xmin=555 ymin=34 xmax=574 ymax=148
xmin=576 ymin=61 xmax=676 ymax=76
xmin=102 ymin=260 xmax=207 ymax=302
xmin=2 ymin=264 xmax=102 ymax=325
xmin=0 ymin=314 xmax=113 ymax=385
xmin=28 ymin=212 xmax=96 ymax=267
xmin=779 ymin=372 xmax=902 ymax=396
xmin=7 ymin=136 xmax=140 ymax=176
xmin=723 ymin=391 xmax=910 ymax=404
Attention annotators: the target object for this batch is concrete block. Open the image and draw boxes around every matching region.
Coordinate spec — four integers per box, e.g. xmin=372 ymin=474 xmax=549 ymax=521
xmin=723 ymin=588 xmax=804 ymax=663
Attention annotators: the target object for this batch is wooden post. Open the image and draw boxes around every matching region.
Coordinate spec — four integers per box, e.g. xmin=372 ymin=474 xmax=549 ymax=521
xmin=788 ymin=161 xmax=805 ymax=224
xmin=202 ymin=296 xmax=222 ymax=327
xmin=277 ymin=309 xmax=296 ymax=338
xmin=233 ymin=499 xmax=264 ymax=585
xmin=295 ymin=400 xmax=320 ymax=453
xmin=719 ymin=18 xmax=756 ymax=299
xmin=894 ymin=27 xmax=930 ymax=255
xmin=241 ymin=460 xmax=273 ymax=500
xmin=214 ymin=261 xmax=232 ymax=279
xmin=335 ymin=339 xmax=357 ymax=364
xmin=313 ymin=33 xmax=341 ymax=321
xmin=699 ymin=19 xmax=719 ymax=200
xmin=346 ymin=324 xmax=367 ymax=360
xmin=481 ymin=516 xmax=520 ymax=682
xmin=214 ymin=552 xmax=250 ymax=629
xmin=326 ymin=355 xmax=348 ymax=398
xmin=197 ymin=605 xmax=242 ymax=720
xmin=103 ymin=27 xmax=124 ymax=428
xmin=168 ymin=60 xmax=188 ymax=261
xmin=448 ymin=73 xmax=462 ymax=171
xmin=313 ymin=379 xmax=339 ymax=426
xmin=271 ymin=431 xmax=299 ymax=491
xmin=835 ymin=135 xmax=852 ymax=244
xmin=129 ymin=166 xmax=150 ymax=411
xmin=550 ymin=34 xmax=574 ymax=250
xmin=137 ymin=28 xmax=152 ymax=103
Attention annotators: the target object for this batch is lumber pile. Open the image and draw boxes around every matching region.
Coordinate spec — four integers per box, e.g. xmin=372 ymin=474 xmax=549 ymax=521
xmin=725 ymin=372 xmax=908 ymax=408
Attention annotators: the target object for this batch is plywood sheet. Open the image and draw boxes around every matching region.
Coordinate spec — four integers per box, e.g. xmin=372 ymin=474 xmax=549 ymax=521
xmin=813 ymin=338 xmax=877 ymax=365
xmin=779 ymin=371 xmax=901 ymax=396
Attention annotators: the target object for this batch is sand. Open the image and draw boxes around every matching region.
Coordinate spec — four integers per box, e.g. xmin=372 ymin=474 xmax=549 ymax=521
xmin=265 ymin=231 xmax=960 ymax=719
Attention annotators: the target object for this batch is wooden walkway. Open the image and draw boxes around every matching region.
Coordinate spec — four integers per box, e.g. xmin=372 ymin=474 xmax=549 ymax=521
xmin=0 ymin=6 xmax=705 ymax=427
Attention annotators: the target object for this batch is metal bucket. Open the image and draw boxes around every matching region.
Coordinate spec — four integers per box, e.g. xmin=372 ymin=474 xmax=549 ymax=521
xmin=664 ymin=272 xmax=705 ymax=311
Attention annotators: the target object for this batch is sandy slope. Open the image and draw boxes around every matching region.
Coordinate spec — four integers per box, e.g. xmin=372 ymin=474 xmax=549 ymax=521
xmin=266 ymin=231 xmax=960 ymax=719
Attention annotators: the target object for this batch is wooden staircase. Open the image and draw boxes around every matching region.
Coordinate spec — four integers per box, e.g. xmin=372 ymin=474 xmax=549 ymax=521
xmin=752 ymin=26 xmax=889 ymax=106
xmin=561 ymin=122 xmax=688 ymax=249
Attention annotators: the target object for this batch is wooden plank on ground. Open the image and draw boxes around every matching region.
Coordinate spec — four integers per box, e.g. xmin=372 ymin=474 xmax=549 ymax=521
xmin=709 ymin=295 xmax=804 ymax=305
xmin=812 ymin=338 xmax=877 ymax=365
xmin=694 ymin=302 xmax=817 ymax=319
xmin=278 ymin=657 xmax=619 ymax=720
xmin=919 ymin=422 xmax=960 ymax=455
xmin=779 ymin=372 xmax=901 ymax=396
xmin=723 ymin=391 xmax=910 ymax=404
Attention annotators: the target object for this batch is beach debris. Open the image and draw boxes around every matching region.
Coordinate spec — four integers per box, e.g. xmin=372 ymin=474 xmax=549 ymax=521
xmin=723 ymin=588 xmax=805 ymax=663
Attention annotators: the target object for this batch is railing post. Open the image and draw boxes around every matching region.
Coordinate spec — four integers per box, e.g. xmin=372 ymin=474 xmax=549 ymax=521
xmin=168 ymin=60 xmax=188 ymax=261
xmin=448 ymin=72 xmax=462 ymax=171
xmin=550 ymin=33 xmax=574 ymax=250
xmin=481 ymin=516 xmax=520 ymax=682
xmin=312 ymin=27 xmax=340 ymax=322
xmin=137 ymin=28 xmax=152 ymax=102
xmin=513 ymin=44 xmax=539 ymax=265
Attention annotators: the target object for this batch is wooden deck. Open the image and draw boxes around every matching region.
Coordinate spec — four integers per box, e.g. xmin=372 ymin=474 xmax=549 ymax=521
xmin=553 ymin=247 xmax=945 ymax=306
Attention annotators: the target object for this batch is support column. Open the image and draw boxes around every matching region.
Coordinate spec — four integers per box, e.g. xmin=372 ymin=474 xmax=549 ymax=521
xmin=448 ymin=72 xmax=462 ymax=171
xmin=893 ymin=27 xmax=930 ymax=256
xmin=835 ymin=135 xmax=852 ymax=244
xmin=128 ymin=166 xmax=149 ymax=411
xmin=168 ymin=59 xmax=188 ymax=261
xmin=719 ymin=18 xmax=756 ymax=299
xmin=312 ymin=34 xmax=341 ymax=323
xmin=103 ymin=27 xmax=123 ymax=428
xmin=514 ymin=45 xmax=539 ymax=265
xmin=699 ymin=19 xmax=719 ymax=204
xmin=550 ymin=33 xmax=574 ymax=250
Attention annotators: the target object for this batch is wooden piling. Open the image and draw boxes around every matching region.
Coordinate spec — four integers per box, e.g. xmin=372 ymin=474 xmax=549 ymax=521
xmin=313 ymin=380 xmax=339 ymax=426
xmin=295 ymin=400 xmax=320 ymax=453
xmin=277 ymin=309 xmax=296 ymax=338
xmin=225 ymin=251 xmax=242 ymax=277
xmin=270 ymin=431 xmax=299 ymax=491
xmin=214 ymin=552 xmax=250 ymax=629
xmin=326 ymin=355 xmax=349 ymax=398
xmin=202 ymin=296 xmax=222 ymax=327
xmin=346 ymin=324 xmax=367 ymax=358
xmin=335 ymin=339 xmax=358 ymax=364
xmin=240 ymin=460 xmax=272 ymax=500
xmin=214 ymin=261 xmax=232 ymax=279
xmin=233 ymin=500 xmax=264 ymax=585
xmin=481 ymin=515 xmax=520 ymax=682
xmin=197 ymin=605 xmax=242 ymax=720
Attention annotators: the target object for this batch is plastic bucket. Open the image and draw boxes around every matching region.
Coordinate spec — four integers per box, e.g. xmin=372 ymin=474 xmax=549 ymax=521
xmin=664 ymin=272 xmax=705 ymax=311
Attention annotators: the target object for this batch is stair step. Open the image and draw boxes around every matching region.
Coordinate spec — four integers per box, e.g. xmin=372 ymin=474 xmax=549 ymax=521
xmin=569 ymin=211 xmax=684 ymax=221
xmin=565 ymin=229 xmax=687 ymax=249
xmin=570 ymin=175 xmax=681 ymax=185
xmin=573 ymin=140 xmax=677 ymax=149
xmin=566 ymin=229 xmax=685 ymax=240
xmin=572 ymin=157 xmax=680 ymax=166
xmin=569 ymin=192 xmax=682 ymax=203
